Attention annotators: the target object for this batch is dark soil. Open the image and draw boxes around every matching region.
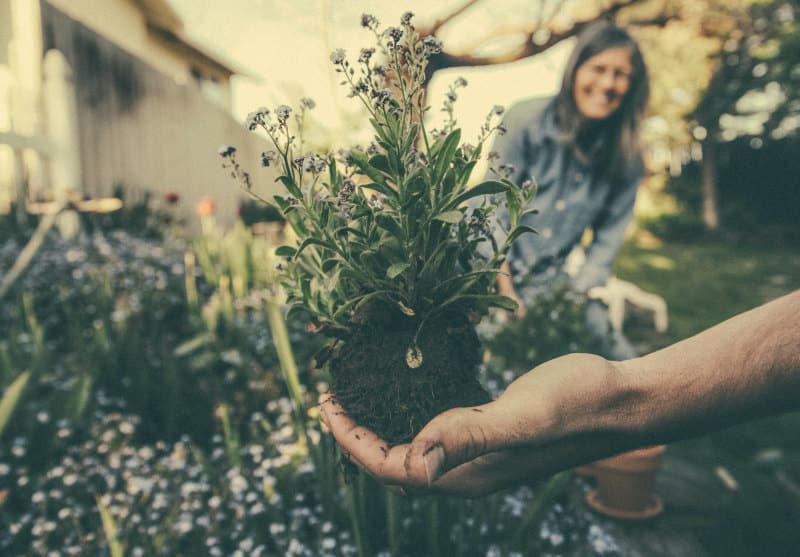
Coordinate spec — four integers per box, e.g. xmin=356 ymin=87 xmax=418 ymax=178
xmin=328 ymin=304 xmax=490 ymax=444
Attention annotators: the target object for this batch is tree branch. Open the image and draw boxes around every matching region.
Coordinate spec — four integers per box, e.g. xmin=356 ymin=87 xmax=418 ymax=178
xmin=422 ymin=0 xmax=484 ymax=36
xmin=424 ymin=0 xmax=672 ymax=79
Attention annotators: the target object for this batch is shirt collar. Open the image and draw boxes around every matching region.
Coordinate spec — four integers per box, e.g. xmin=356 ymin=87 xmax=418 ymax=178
xmin=535 ymin=101 xmax=561 ymax=141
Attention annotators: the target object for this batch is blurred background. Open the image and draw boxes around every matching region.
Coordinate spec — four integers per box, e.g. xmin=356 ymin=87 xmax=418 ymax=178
xmin=1 ymin=1 xmax=799 ymax=556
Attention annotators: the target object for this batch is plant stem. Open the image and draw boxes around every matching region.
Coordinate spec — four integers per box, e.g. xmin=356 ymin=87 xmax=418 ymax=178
xmin=513 ymin=472 xmax=571 ymax=548
xmin=264 ymin=299 xmax=307 ymax=441
xmin=427 ymin=497 xmax=440 ymax=557
xmin=0 ymin=202 xmax=65 ymax=302
xmin=386 ymin=490 xmax=402 ymax=554
xmin=345 ymin=471 xmax=369 ymax=557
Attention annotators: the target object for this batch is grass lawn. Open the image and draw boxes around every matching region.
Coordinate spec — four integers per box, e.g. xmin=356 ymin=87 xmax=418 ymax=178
xmin=616 ymin=236 xmax=800 ymax=342
xmin=613 ymin=235 xmax=800 ymax=557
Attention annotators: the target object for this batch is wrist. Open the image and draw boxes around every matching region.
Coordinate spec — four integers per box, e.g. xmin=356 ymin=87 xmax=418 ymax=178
xmin=598 ymin=357 xmax=654 ymax=440
xmin=551 ymin=355 xmax=650 ymax=441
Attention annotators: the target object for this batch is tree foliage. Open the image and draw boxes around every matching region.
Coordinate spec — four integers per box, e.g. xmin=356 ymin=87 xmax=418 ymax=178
xmin=414 ymin=0 xmax=799 ymax=229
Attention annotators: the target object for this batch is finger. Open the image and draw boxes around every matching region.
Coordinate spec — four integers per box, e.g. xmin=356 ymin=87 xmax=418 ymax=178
xmin=403 ymin=402 xmax=505 ymax=487
xmin=317 ymin=393 xmax=335 ymax=428
xmin=319 ymin=396 xmax=411 ymax=484
xmin=429 ymin=449 xmax=538 ymax=496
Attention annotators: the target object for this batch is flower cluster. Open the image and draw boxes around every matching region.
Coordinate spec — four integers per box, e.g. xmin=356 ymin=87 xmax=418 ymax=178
xmin=0 ymin=402 xmax=359 ymax=557
xmin=226 ymin=13 xmax=537 ymax=349
xmin=0 ymin=227 xmax=320 ymax=451
xmin=0 ymin=397 xmax=622 ymax=556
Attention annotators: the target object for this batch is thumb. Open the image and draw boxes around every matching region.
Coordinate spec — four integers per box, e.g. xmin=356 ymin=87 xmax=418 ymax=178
xmin=403 ymin=402 xmax=508 ymax=487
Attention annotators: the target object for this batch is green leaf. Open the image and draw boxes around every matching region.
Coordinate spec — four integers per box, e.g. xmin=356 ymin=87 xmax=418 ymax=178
xmin=322 ymin=258 xmax=339 ymax=273
xmin=505 ymin=190 xmax=522 ymax=228
xmin=319 ymin=202 xmax=330 ymax=228
xmin=173 ymin=333 xmax=215 ymax=357
xmin=397 ymin=301 xmax=415 ymax=316
xmin=375 ymin=213 xmax=405 ymax=240
xmin=402 ymin=124 xmax=419 ymax=153
xmin=285 ymin=212 xmax=309 ymax=236
xmin=486 ymin=294 xmax=520 ymax=311
xmin=332 ymin=290 xmax=393 ymax=320
xmin=433 ymin=210 xmax=464 ymax=224
xmin=301 ymin=278 xmax=312 ymax=305
xmin=441 ymin=293 xmax=519 ymax=312
xmin=335 ymin=226 xmax=367 ymax=239
xmin=432 ymin=129 xmax=461 ymax=183
xmin=275 ymin=245 xmax=297 ymax=258
xmin=431 ymin=269 xmax=501 ymax=297
xmin=273 ymin=195 xmax=290 ymax=211
xmin=365 ymin=182 xmax=400 ymax=203
xmin=274 ymin=196 xmax=309 ymax=235
xmin=277 ymin=175 xmax=302 ymax=198
xmin=97 ymin=496 xmax=124 ymax=557
xmin=351 ymin=150 xmax=386 ymax=185
xmin=296 ymin=237 xmax=334 ymax=257
xmin=505 ymin=225 xmax=538 ymax=246
xmin=358 ymin=249 xmax=379 ymax=273
xmin=369 ymin=154 xmax=392 ymax=175
xmin=370 ymin=118 xmax=391 ymax=144
xmin=386 ymin=262 xmax=411 ymax=279
xmin=454 ymin=159 xmax=478 ymax=188
xmin=443 ymin=180 xmax=510 ymax=211
xmin=351 ymin=205 xmax=373 ymax=221
xmin=328 ymin=158 xmax=338 ymax=186
xmin=65 ymin=373 xmax=92 ymax=421
xmin=286 ymin=303 xmax=308 ymax=323
xmin=0 ymin=371 xmax=30 ymax=436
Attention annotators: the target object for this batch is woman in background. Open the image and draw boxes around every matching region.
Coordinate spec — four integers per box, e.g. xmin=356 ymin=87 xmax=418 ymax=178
xmin=490 ymin=20 xmax=650 ymax=360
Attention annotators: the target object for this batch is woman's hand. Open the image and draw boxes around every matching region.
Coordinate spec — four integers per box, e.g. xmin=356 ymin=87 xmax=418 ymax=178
xmin=497 ymin=261 xmax=526 ymax=319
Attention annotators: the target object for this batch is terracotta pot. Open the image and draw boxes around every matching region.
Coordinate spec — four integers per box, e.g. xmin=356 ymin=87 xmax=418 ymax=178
xmin=584 ymin=445 xmax=666 ymax=520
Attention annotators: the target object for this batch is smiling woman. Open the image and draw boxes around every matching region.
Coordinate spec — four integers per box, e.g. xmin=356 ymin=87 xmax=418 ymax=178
xmin=490 ymin=20 xmax=650 ymax=361
xmin=573 ymin=46 xmax=633 ymax=120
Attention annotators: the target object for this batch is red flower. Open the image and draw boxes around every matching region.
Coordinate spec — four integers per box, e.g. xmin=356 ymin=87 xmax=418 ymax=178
xmin=165 ymin=192 xmax=180 ymax=205
xmin=196 ymin=197 xmax=216 ymax=217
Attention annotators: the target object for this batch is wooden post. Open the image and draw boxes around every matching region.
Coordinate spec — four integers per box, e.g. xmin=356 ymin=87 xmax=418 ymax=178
xmin=43 ymin=49 xmax=82 ymax=238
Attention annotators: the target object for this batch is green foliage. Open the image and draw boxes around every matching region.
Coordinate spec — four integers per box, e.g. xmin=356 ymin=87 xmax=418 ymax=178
xmin=637 ymin=211 xmax=707 ymax=243
xmin=0 ymin=226 xmax=321 ymax=454
xmin=0 ymin=371 xmax=30 ymax=437
xmin=486 ymin=286 xmax=605 ymax=373
xmin=79 ymin=183 xmax=185 ymax=239
xmin=96 ymin=496 xmax=124 ymax=557
xmin=237 ymin=198 xmax=285 ymax=226
xmin=226 ymin=14 xmax=536 ymax=342
xmin=693 ymin=0 xmax=800 ymax=141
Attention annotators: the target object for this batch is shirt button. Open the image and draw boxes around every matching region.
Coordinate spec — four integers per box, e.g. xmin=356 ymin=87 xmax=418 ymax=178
xmin=542 ymin=227 xmax=553 ymax=239
xmin=555 ymin=200 xmax=566 ymax=211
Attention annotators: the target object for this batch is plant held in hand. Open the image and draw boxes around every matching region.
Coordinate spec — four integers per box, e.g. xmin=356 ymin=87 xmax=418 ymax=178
xmin=223 ymin=13 xmax=537 ymax=444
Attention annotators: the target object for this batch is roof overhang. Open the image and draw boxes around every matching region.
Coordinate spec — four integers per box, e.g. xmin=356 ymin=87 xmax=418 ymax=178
xmin=133 ymin=0 xmax=255 ymax=78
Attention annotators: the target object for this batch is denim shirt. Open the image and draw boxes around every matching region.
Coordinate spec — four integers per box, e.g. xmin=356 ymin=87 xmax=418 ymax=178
xmin=488 ymin=97 xmax=642 ymax=294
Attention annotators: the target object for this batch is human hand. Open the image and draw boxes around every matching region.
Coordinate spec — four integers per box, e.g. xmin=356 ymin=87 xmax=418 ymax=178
xmin=319 ymin=354 xmax=627 ymax=496
xmin=497 ymin=262 xmax=526 ymax=319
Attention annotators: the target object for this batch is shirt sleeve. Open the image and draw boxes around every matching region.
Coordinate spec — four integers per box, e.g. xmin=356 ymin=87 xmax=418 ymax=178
xmin=481 ymin=99 xmax=542 ymax=252
xmin=572 ymin=170 xmax=641 ymax=293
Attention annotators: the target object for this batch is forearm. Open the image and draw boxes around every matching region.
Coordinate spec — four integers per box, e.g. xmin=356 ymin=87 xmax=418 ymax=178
xmin=613 ymin=290 xmax=800 ymax=444
xmin=497 ymin=291 xmax=800 ymax=467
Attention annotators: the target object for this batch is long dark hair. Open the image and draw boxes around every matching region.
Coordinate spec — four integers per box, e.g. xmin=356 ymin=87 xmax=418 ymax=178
xmin=554 ymin=21 xmax=649 ymax=184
